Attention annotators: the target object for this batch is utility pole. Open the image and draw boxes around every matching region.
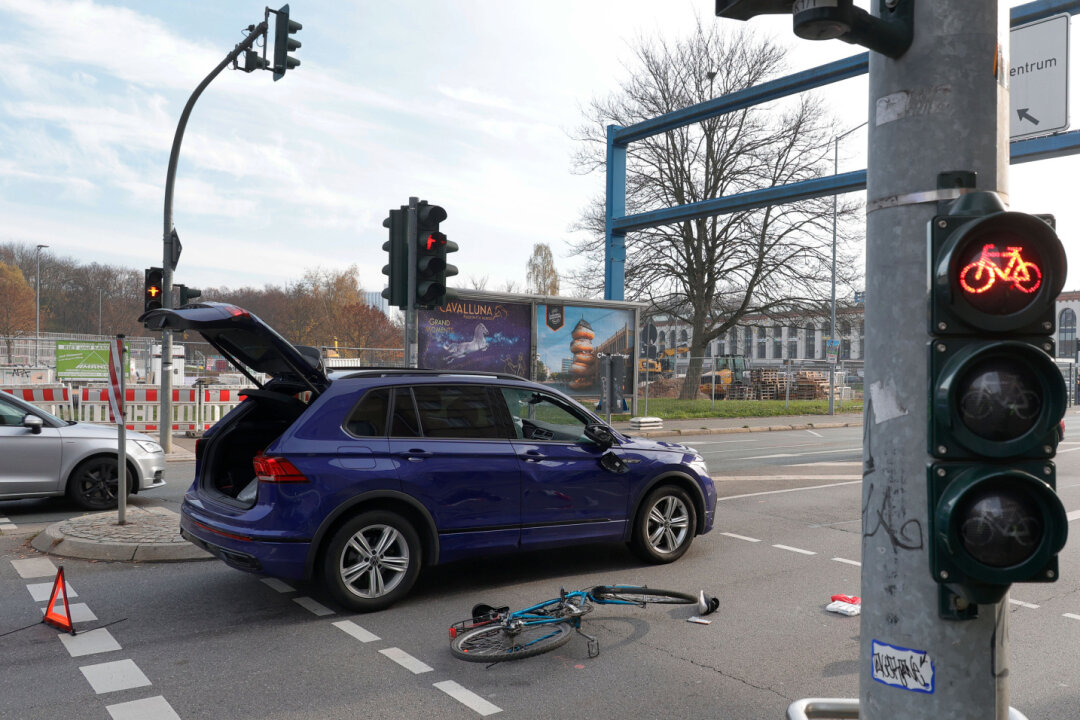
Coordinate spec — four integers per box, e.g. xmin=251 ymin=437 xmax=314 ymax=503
xmin=862 ymin=2 xmax=1008 ymax=717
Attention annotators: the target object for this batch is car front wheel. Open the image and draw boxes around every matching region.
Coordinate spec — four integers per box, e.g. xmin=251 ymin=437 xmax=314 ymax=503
xmin=322 ymin=510 xmax=422 ymax=612
xmin=631 ymin=485 xmax=697 ymax=563
xmin=67 ymin=456 xmax=131 ymax=510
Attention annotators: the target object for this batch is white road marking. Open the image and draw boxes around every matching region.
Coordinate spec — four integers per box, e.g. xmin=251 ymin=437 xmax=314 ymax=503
xmin=833 ymin=557 xmax=862 ymax=567
xmin=1067 ymin=510 xmax=1080 ymax=522
xmin=80 ymin=659 xmax=152 ymax=694
xmin=744 ymin=447 xmax=861 ymax=460
xmin=720 ymin=532 xmax=761 ymax=542
xmin=1056 ymin=446 xmax=1080 ymax=454
xmin=789 ymin=461 xmax=862 ymax=467
xmin=260 ymin=577 xmax=295 ymax=593
xmin=773 ymin=544 xmax=817 ymax=555
xmin=380 ymin=647 xmax=433 ymax=674
xmin=293 ymin=596 xmax=335 ymax=616
xmin=107 ymin=696 xmax=182 ymax=720
xmin=1063 ymin=613 xmax=1080 ymax=621
xmin=682 ymin=439 xmax=761 ymax=446
xmin=1009 ymin=599 xmax=1040 ymax=609
xmin=27 ymin=581 xmax=77 ymax=602
xmin=60 ymin=628 xmax=121 ymax=658
xmin=333 ymin=620 xmax=380 ymax=643
xmin=11 ymin=557 xmax=56 ymax=578
xmin=805 ymin=429 xmax=823 ymax=437
xmin=434 ymin=680 xmax=503 ymax=716
xmin=716 ymin=480 xmax=861 ymax=500
xmin=40 ymin=602 xmax=96 ymax=622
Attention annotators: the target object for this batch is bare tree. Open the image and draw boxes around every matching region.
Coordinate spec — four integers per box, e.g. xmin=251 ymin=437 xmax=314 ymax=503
xmin=465 ymin=275 xmax=490 ymax=291
xmin=571 ymin=22 xmax=862 ymax=397
xmin=525 ymin=243 xmax=560 ymax=296
xmin=0 ymin=262 xmax=34 ymax=361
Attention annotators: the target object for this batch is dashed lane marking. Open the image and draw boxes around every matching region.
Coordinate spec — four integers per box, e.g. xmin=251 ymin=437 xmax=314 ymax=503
xmin=80 ymin=659 xmax=152 ymax=694
xmin=720 ymin=532 xmax=761 ymax=542
xmin=293 ymin=596 xmax=335 ymax=616
xmin=11 ymin=557 xmax=56 ymax=578
xmin=805 ymin=430 xmax=823 ymax=438
xmin=743 ymin=447 xmax=861 ymax=460
xmin=28 ymin=580 xmax=77 ymax=602
xmin=380 ymin=647 xmax=433 ymax=674
xmin=260 ymin=577 xmax=295 ymax=593
xmin=0 ymin=516 xmax=15 ymax=531
xmin=107 ymin=696 xmax=182 ymax=720
xmin=832 ymin=558 xmax=861 ymax=567
xmin=333 ymin=620 xmax=380 ymax=643
xmin=434 ymin=680 xmax=503 ymax=716
xmin=1064 ymin=613 xmax=1080 ymax=621
xmin=1067 ymin=510 xmax=1080 ymax=522
xmin=773 ymin=544 xmax=817 ymax=555
xmin=1010 ymin=599 xmax=1040 ymax=609
xmin=59 ymin=628 xmax=121 ymax=658
xmin=716 ymin=480 xmax=861 ymax=500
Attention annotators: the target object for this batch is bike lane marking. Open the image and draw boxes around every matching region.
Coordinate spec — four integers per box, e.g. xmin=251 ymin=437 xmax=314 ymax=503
xmin=773 ymin=544 xmax=817 ymax=555
xmin=11 ymin=556 xmax=56 ymax=578
xmin=0 ymin=516 xmax=15 ymax=531
xmin=293 ymin=596 xmax=335 ymax=616
xmin=433 ymin=680 xmax=503 ymax=716
xmin=260 ymin=577 xmax=295 ymax=593
xmin=107 ymin=696 xmax=182 ymax=720
xmin=80 ymin=658 xmax=153 ymax=694
xmin=720 ymin=532 xmax=761 ymax=542
xmin=333 ymin=620 xmax=380 ymax=643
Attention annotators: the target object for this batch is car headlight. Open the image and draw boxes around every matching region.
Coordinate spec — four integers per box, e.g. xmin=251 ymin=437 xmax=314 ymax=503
xmin=689 ymin=456 xmax=709 ymax=476
xmin=133 ymin=440 xmax=164 ymax=454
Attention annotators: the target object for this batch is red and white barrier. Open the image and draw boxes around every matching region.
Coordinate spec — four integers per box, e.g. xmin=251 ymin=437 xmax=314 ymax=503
xmin=1 ymin=385 xmax=74 ymax=420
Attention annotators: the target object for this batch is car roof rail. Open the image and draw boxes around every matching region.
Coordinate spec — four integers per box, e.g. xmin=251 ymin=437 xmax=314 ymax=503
xmin=336 ymin=368 xmax=529 ymax=382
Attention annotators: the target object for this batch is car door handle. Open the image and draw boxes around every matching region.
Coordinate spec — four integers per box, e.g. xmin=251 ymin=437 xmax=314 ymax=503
xmin=519 ymin=450 xmax=545 ymax=462
xmin=398 ymin=449 xmax=433 ymax=462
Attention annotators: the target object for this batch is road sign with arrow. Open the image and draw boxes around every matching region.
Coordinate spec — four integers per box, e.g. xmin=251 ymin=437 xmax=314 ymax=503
xmin=1010 ymin=13 xmax=1069 ymax=141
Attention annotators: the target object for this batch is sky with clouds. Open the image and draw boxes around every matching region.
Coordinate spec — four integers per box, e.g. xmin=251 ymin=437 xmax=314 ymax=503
xmin=0 ymin=1 xmax=1075 ymax=298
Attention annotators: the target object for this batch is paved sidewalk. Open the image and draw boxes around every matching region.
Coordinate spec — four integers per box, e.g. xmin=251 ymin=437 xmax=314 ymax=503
xmin=27 ymin=411 xmax=863 ymax=566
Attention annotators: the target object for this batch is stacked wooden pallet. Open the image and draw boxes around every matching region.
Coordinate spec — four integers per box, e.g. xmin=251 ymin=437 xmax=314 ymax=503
xmin=790 ymin=370 xmax=830 ymax=400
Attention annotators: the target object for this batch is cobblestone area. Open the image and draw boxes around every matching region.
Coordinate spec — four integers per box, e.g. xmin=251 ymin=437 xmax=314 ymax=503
xmin=58 ymin=506 xmax=187 ymax=545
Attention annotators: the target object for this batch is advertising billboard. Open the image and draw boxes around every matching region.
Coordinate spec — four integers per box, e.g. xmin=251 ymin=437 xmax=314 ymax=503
xmin=56 ymin=341 xmax=131 ymax=382
xmin=418 ymin=299 xmax=533 ymax=376
xmin=536 ymin=304 xmax=635 ymax=398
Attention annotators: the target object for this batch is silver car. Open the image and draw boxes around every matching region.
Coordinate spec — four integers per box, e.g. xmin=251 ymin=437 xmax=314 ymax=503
xmin=0 ymin=390 xmax=166 ymax=510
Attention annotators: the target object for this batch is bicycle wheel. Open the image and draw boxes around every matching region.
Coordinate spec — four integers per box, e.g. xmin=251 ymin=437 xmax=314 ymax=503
xmin=450 ymin=621 xmax=574 ymax=662
xmin=959 ymin=261 xmax=995 ymax=294
xmin=590 ymin=585 xmax=697 ymax=605
xmin=1013 ymin=261 xmax=1042 ymax=293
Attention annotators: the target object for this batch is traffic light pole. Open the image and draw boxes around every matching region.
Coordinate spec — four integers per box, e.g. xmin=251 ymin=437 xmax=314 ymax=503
xmin=862 ymin=2 xmax=1008 ymax=717
xmin=160 ymin=23 xmax=267 ymax=452
xmin=405 ymin=196 xmax=419 ymax=368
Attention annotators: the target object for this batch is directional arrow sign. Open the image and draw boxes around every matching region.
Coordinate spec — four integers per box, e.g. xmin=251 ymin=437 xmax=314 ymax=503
xmin=1010 ymin=13 xmax=1069 ymax=141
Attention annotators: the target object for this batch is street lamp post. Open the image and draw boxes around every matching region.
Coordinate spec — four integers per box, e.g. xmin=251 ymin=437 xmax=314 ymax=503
xmin=829 ymin=122 xmax=866 ymax=415
xmin=34 ymin=244 xmax=48 ymax=366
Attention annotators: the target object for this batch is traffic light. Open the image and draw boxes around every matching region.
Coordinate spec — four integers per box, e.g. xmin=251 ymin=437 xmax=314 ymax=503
xmin=144 ymin=267 xmax=163 ymax=312
xmin=175 ymin=285 xmax=202 ymax=306
xmin=414 ymin=201 xmax=458 ymax=308
xmin=272 ymin=4 xmax=302 ymax=81
xmin=927 ymin=190 xmax=1068 ymax=617
xmin=381 ymin=207 xmax=408 ymax=308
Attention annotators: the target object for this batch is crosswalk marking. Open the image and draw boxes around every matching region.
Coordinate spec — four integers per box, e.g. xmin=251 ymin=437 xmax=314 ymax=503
xmin=59 ymin=628 xmax=121 ymax=658
xmin=106 ymin=696 xmax=182 ymax=720
xmin=80 ymin=659 xmax=152 ymax=694
xmin=11 ymin=557 xmax=56 ymax=578
xmin=27 ymin=580 xmax=77 ymax=602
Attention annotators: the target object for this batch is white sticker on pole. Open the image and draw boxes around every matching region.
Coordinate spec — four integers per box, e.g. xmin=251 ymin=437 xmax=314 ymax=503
xmin=107 ymin=338 xmax=124 ymax=424
xmin=871 ymin=640 xmax=934 ymax=694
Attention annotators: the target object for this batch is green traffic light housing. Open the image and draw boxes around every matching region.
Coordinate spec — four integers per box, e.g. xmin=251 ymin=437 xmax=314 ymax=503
xmin=928 ymin=462 xmax=1067 ymax=608
xmin=381 ymin=207 xmax=408 ymax=308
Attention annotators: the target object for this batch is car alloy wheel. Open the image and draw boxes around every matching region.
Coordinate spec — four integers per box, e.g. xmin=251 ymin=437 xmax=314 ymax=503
xmin=631 ymin=485 xmax=697 ymax=564
xmin=322 ymin=510 xmax=422 ymax=612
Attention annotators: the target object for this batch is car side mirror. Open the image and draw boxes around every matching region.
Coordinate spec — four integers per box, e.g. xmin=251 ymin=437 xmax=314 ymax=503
xmin=22 ymin=415 xmax=43 ymax=434
xmin=584 ymin=424 xmax=615 ymax=450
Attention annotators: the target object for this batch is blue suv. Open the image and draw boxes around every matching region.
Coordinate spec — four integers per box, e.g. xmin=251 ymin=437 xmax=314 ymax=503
xmin=141 ymin=302 xmax=716 ymax=611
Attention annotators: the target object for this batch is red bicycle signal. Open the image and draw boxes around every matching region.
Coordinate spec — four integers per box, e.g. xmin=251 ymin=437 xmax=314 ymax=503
xmin=958 ymin=243 xmax=1042 ymax=296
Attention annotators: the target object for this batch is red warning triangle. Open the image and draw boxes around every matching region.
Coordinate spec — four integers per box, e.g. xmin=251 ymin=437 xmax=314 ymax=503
xmin=42 ymin=566 xmax=75 ymax=635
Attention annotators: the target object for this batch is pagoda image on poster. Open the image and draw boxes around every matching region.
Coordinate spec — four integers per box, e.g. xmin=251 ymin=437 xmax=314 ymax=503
xmin=417 ymin=300 xmax=532 ymax=376
xmin=536 ymin=304 xmax=635 ymax=398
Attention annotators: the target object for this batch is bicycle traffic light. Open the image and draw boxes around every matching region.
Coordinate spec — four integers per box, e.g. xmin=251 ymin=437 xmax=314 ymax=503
xmin=272 ymin=4 xmax=302 ymax=81
xmin=144 ymin=267 xmax=163 ymax=312
xmin=381 ymin=207 xmax=408 ymax=309
xmin=927 ymin=190 xmax=1068 ymax=617
xmin=414 ymin=201 xmax=458 ymax=308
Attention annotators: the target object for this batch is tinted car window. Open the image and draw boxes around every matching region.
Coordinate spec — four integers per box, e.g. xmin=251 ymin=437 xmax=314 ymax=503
xmin=413 ymin=385 xmax=502 ymax=439
xmin=500 ymin=387 xmax=589 ymax=442
xmin=344 ymin=388 xmax=389 ymax=437
xmin=390 ymin=387 xmax=422 ymax=437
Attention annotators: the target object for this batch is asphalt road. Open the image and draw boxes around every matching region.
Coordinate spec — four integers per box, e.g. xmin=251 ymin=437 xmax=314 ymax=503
xmin=2 ymin=427 xmax=1080 ymax=719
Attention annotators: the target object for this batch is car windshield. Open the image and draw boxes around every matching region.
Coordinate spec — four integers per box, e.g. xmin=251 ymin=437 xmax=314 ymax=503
xmin=0 ymin=394 xmax=67 ymax=426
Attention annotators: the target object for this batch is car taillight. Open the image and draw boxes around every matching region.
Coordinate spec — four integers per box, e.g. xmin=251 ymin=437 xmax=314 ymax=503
xmin=195 ymin=438 xmax=204 ymax=461
xmin=253 ymin=453 xmax=308 ymax=483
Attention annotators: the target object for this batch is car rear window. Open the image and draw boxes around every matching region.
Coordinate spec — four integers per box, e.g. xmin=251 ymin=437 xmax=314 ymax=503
xmin=344 ymin=388 xmax=389 ymax=437
xmin=412 ymin=385 xmax=503 ymax=439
